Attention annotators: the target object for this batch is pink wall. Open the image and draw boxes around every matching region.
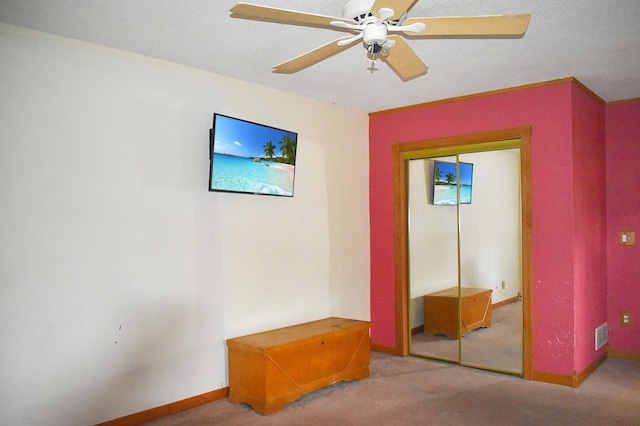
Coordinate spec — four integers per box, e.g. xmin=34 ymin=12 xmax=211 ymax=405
xmin=369 ymin=79 xmax=610 ymax=376
xmin=606 ymin=99 xmax=640 ymax=353
xmin=571 ymin=84 xmax=608 ymax=372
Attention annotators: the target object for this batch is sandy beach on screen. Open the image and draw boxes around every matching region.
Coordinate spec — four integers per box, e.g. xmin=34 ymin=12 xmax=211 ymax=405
xmin=269 ymin=162 xmax=295 ymax=177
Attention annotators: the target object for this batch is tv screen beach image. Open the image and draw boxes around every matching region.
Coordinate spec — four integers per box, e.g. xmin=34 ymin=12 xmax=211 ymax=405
xmin=210 ymin=114 xmax=297 ymax=197
xmin=433 ymin=161 xmax=473 ymax=205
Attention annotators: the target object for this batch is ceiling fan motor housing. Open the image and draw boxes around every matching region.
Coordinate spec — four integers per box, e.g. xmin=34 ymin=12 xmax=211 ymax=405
xmin=342 ymin=0 xmax=406 ymax=25
xmin=342 ymin=0 xmax=374 ymax=22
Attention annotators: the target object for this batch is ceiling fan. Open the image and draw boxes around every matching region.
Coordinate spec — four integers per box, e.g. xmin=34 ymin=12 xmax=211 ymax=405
xmin=230 ymin=0 xmax=530 ymax=81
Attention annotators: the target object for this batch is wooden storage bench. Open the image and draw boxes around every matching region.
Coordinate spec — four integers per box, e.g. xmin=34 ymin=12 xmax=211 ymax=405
xmin=226 ymin=317 xmax=370 ymax=415
xmin=423 ymin=287 xmax=492 ymax=339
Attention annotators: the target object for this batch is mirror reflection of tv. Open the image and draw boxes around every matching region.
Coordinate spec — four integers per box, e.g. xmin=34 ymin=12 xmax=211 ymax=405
xmin=209 ymin=114 xmax=298 ymax=197
xmin=432 ymin=160 xmax=473 ymax=205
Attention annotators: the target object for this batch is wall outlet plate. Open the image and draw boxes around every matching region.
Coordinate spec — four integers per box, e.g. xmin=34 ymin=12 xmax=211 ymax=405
xmin=621 ymin=311 xmax=632 ymax=327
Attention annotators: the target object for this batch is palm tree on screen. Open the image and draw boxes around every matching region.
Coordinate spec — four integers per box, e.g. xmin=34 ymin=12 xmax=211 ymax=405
xmin=446 ymin=172 xmax=456 ymax=184
xmin=263 ymin=140 xmax=276 ymax=159
xmin=279 ymin=135 xmax=297 ymax=165
xmin=435 ymin=166 xmax=442 ymax=183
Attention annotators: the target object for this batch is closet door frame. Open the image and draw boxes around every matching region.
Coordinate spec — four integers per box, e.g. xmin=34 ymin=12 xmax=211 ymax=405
xmin=392 ymin=126 xmax=532 ymax=380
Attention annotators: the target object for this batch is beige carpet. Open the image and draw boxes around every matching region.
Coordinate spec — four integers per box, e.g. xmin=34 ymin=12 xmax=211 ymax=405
xmin=145 ymin=350 xmax=640 ymax=425
xmin=410 ymin=301 xmax=522 ymax=373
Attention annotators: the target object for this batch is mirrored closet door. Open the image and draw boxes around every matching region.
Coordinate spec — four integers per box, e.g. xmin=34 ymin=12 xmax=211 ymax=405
xmin=408 ymin=146 xmax=523 ymax=375
xmin=408 ymin=155 xmax=460 ymax=363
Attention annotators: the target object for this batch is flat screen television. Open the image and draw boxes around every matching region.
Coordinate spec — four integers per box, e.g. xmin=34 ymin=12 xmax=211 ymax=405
xmin=432 ymin=160 xmax=473 ymax=205
xmin=209 ymin=113 xmax=298 ymax=197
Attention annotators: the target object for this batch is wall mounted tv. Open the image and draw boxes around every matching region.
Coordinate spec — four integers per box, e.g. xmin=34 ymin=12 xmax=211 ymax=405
xmin=432 ymin=160 xmax=473 ymax=205
xmin=209 ymin=113 xmax=298 ymax=197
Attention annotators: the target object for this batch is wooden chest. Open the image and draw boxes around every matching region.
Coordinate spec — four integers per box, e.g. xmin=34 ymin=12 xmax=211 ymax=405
xmin=423 ymin=287 xmax=492 ymax=339
xmin=226 ymin=317 xmax=370 ymax=415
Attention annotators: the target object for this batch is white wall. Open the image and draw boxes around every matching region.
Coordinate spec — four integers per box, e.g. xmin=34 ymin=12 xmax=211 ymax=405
xmin=408 ymin=150 xmax=521 ymax=328
xmin=459 ymin=150 xmax=521 ymax=301
xmin=0 ymin=24 xmax=370 ymax=425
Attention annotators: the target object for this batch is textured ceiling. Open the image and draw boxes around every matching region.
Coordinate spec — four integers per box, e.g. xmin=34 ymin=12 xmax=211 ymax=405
xmin=1 ymin=0 xmax=639 ymax=112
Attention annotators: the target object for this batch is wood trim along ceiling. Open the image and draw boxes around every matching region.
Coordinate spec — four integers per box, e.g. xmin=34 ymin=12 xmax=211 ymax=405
xmin=370 ymin=77 xmax=606 ymax=116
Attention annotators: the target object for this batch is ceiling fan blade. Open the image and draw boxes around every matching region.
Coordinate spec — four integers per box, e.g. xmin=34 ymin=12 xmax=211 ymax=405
xmin=273 ymin=37 xmax=360 ymax=74
xmin=230 ymin=2 xmax=353 ymax=29
xmin=382 ymin=35 xmax=428 ymax=81
xmin=403 ymin=14 xmax=531 ymax=37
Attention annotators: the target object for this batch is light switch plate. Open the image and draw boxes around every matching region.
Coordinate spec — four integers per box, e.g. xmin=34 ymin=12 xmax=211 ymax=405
xmin=619 ymin=231 xmax=635 ymax=246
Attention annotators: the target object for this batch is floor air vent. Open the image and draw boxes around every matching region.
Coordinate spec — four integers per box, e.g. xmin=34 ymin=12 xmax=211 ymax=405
xmin=595 ymin=323 xmax=608 ymax=351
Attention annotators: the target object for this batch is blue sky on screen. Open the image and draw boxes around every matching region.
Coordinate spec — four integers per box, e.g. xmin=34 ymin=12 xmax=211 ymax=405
xmin=212 ymin=114 xmax=296 ymax=158
xmin=435 ymin=161 xmax=473 ymax=185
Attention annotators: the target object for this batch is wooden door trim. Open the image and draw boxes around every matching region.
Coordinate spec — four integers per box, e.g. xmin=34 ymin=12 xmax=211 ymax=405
xmin=392 ymin=126 xmax=533 ymax=379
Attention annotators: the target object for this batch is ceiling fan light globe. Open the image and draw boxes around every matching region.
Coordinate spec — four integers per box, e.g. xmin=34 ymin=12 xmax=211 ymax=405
xmin=363 ymin=22 xmax=388 ymax=46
